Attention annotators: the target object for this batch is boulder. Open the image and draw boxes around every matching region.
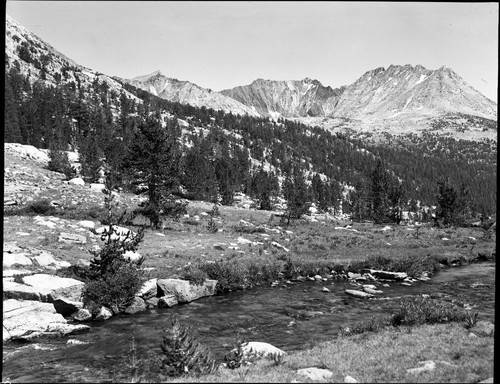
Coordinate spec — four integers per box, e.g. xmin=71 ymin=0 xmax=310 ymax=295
xmin=344 ymin=376 xmax=359 ymax=383
xmin=21 ymin=274 xmax=85 ymax=302
xmin=297 ymin=367 xmax=333 ymax=382
xmin=71 ymin=309 xmax=92 ymax=322
xmin=123 ymin=250 xmax=142 ymax=262
xmin=53 ymin=298 xmax=84 ymax=316
xmin=158 ymin=295 xmax=179 ymax=308
xmin=271 ymin=241 xmax=290 ymax=252
xmin=89 ymin=183 xmax=105 ymax=191
xmin=94 ymin=306 xmax=113 ymax=321
xmin=124 ymin=297 xmax=147 ymax=314
xmin=232 ymin=341 xmax=286 ymax=360
xmin=3 ymin=280 xmax=41 ymax=301
xmin=45 ymin=323 xmax=91 ymax=336
xmin=32 ymin=251 xmax=57 ymax=267
xmin=145 ymin=297 xmax=160 ymax=308
xmin=77 ymin=220 xmax=95 ymax=229
xmin=471 ymin=321 xmax=494 ymax=337
xmin=363 ymin=287 xmax=383 ymax=294
xmin=364 ymin=269 xmax=408 ymax=281
xmin=345 ymin=289 xmax=374 ymax=299
xmin=3 ymin=299 xmax=64 ymax=341
xmin=156 ymin=278 xmax=217 ymax=303
xmin=139 ymin=278 xmax=158 ymax=299
xmin=68 ymin=177 xmax=85 ymax=186
xmin=3 ymin=252 xmax=33 ymax=267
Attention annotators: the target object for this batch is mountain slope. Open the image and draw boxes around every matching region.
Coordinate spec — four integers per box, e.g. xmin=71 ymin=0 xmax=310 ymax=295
xmin=5 ymin=15 xmax=139 ymax=105
xmin=124 ymin=71 xmax=260 ymax=117
xmin=220 ymin=78 xmax=345 ymax=118
xmin=330 ymin=64 xmax=497 ymax=121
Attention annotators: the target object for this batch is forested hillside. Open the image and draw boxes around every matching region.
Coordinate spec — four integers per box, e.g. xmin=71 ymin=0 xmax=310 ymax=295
xmin=5 ymin=65 xmax=497 ymax=222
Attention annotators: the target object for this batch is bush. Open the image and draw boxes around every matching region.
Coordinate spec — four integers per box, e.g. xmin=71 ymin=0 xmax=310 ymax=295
xmin=339 ymin=316 xmax=386 ymax=336
xmin=48 ymin=148 xmax=76 ymax=180
xmin=160 ymin=316 xmax=218 ymax=377
xmin=390 ymin=296 xmax=468 ymax=327
xmin=179 ymin=265 xmax=208 ymax=286
xmin=83 ymin=261 xmax=144 ymax=310
xmin=83 ymin=224 xmax=146 ymax=311
xmin=134 ymin=199 xmax=188 ymax=229
xmin=198 ymin=260 xmax=250 ymax=293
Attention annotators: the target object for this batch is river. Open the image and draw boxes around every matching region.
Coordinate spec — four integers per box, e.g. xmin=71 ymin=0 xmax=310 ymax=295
xmin=2 ymin=262 xmax=495 ymax=383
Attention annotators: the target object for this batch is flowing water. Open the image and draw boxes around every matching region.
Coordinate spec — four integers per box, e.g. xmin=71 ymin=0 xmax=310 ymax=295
xmin=2 ymin=262 xmax=495 ymax=383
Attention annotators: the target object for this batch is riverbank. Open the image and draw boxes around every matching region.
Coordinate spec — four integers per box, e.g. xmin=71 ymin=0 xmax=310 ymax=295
xmin=164 ymin=321 xmax=493 ymax=383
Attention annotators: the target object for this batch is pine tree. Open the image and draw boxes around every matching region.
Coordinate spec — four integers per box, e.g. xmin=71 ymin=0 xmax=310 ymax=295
xmin=370 ymin=159 xmax=391 ymax=224
xmin=283 ymin=166 xmax=310 ymax=223
xmin=122 ymin=112 xmax=182 ymax=227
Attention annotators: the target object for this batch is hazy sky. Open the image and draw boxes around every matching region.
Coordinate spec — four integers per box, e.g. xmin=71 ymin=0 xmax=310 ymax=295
xmin=6 ymin=1 xmax=499 ymax=102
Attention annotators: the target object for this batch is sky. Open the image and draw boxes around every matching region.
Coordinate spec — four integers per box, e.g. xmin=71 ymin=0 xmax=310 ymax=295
xmin=6 ymin=1 xmax=499 ymax=102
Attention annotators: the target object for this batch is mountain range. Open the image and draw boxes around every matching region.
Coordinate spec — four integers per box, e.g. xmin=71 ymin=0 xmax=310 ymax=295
xmin=5 ymin=14 xmax=497 ymax=141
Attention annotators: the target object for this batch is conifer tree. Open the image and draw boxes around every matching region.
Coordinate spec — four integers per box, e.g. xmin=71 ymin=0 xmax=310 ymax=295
xmin=122 ymin=111 xmax=182 ymax=227
xmin=283 ymin=166 xmax=310 ymax=223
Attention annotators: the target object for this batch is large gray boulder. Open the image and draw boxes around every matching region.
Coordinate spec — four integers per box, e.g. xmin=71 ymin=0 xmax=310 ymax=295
xmin=156 ymin=278 xmax=217 ymax=303
xmin=3 ymin=280 xmax=41 ymax=301
xmin=21 ymin=274 xmax=85 ymax=302
xmin=3 ymin=299 xmax=89 ymax=341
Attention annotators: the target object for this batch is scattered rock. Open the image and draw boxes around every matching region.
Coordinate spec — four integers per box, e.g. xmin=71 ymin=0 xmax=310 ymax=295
xmin=145 ymin=297 xmax=160 ymax=308
xmin=345 ymin=289 xmax=374 ymax=299
xmin=156 ymin=278 xmax=217 ymax=303
xmin=471 ymin=321 xmax=494 ymax=337
xmin=32 ymin=251 xmax=57 ymax=267
xmin=138 ymin=278 xmax=158 ymax=299
xmin=296 ymin=367 xmax=333 ymax=382
xmin=68 ymin=177 xmax=85 ymax=185
xmin=124 ymin=297 xmax=147 ymax=314
xmin=89 ymin=183 xmax=105 ymax=191
xmin=344 ymin=375 xmax=359 ymax=383
xmin=77 ymin=220 xmax=95 ymax=229
xmin=71 ymin=308 xmax=92 ymax=322
xmin=3 ymin=252 xmax=33 ymax=267
xmin=406 ymin=360 xmax=436 ymax=374
xmin=363 ymin=287 xmax=383 ymax=294
xmin=321 ymin=287 xmax=330 ymax=292
xmin=271 ymin=241 xmax=289 ymax=252
xmin=158 ymin=295 xmax=179 ymax=308
xmin=365 ymin=269 xmax=408 ymax=280
xmin=232 ymin=341 xmax=286 ymax=360
xmin=21 ymin=274 xmax=85 ymax=302
xmin=94 ymin=306 xmax=113 ymax=321
xmin=123 ymin=250 xmax=142 ymax=262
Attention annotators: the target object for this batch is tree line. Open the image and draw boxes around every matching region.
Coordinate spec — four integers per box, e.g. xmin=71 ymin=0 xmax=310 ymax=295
xmin=4 ymin=65 xmax=496 ymax=225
